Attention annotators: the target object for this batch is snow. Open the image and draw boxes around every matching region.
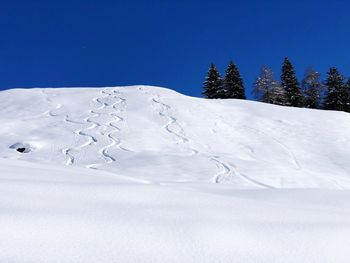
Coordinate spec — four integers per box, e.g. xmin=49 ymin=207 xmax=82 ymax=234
xmin=1 ymin=86 xmax=350 ymax=262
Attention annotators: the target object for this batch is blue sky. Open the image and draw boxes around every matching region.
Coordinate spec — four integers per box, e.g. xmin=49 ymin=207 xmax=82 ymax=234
xmin=1 ymin=0 xmax=350 ymax=98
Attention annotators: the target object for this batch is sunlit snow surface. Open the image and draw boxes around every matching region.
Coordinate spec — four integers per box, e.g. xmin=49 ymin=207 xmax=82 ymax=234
xmin=1 ymin=86 xmax=350 ymax=262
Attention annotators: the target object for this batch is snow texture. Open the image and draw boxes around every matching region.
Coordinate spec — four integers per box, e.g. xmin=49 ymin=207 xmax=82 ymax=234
xmin=0 ymin=86 xmax=350 ymax=262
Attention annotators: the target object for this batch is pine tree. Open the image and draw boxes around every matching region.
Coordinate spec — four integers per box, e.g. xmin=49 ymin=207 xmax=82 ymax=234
xmin=281 ymin=58 xmax=304 ymax=107
xmin=253 ymin=66 xmax=286 ymax=105
xmin=324 ymin=67 xmax=349 ymax=111
xmin=301 ymin=67 xmax=324 ymax=109
xmin=345 ymin=79 xmax=350 ymax=112
xmin=223 ymin=61 xmax=246 ymax=99
xmin=202 ymin=64 xmax=223 ymax=99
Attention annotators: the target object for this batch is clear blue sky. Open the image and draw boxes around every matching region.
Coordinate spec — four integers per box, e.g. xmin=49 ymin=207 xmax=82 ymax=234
xmin=1 ymin=0 xmax=350 ymax=98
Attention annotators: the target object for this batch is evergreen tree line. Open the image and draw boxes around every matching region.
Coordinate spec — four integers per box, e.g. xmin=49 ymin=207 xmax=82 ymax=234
xmin=203 ymin=58 xmax=350 ymax=112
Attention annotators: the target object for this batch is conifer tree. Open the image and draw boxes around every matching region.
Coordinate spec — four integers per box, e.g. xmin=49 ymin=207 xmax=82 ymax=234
xmin=223 ymin=61 xmax=246 ymax=99
xmin=281 ymin=58 xmax=304 ymax=107
xmin=345 ymin=78 xmax=350 ymax=112
xmin=253 ymin=66 xmax=286 ymax=105
xmin=203 ymin=64 xmax=223 ymax=99
xmin=301 ymin=67 xmax=324 ymax=109
xmin=324 ymin=67 xmax=349 ymax=111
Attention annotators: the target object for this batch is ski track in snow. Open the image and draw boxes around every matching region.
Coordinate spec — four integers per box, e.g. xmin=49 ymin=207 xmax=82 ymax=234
xmin=52 ymin=87 xmax=288 ymax=188
xmin=60 ymin=89 xmax=124 ymax=168
xmin=210 ymin=156 xmax=231 ymax=183
xmin=150 ymin=93 xmax=198 ymax=156
xmin=208 ymin=113 xmax=299 ymax=188
xmin=152 ymin=96 xmax=187 ymax=144
xmin=192 ymin=105 xmax=273 ymax=188
xmin=211 ymin=111 xmax=341 ymax=189
xmin=86 ymin=89 xmax=128 ymax=169
xmin=63 ymin=114 xmax=99 ymax=165
xmin=139 ymin=88 xmax=270 ymax=187
xmin=210 ymin=155 xmax=274 ymax=188
xmin=242 ymin=124 xmax=302 ymax=171
xmin=57 ymin=87 xmax=275 ymax=188
xmin=62 ymin=106 xmax=100 ymax=166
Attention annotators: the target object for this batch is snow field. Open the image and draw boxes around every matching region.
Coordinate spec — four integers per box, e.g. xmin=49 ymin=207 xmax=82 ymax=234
xmin=1 ymin=86 xmax=350 ymax=262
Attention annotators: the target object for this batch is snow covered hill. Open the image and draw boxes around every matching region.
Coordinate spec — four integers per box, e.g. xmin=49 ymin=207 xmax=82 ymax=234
xmin=1 ymin=85 xmax=350 ymax=188
xmin=1 ymin=86 xmax=350 ymax=262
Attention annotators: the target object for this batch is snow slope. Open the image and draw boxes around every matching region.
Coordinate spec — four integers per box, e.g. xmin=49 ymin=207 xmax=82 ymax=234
xmin=1 ymin=86 xmax=350 ymax=262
